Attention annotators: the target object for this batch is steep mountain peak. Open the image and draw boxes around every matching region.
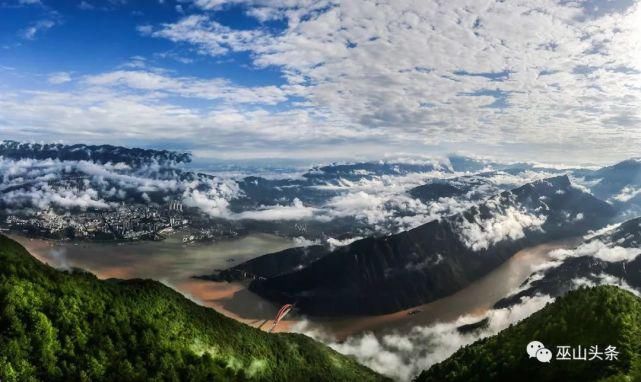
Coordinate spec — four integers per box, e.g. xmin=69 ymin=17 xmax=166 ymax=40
xmin=248 ymin=175 xmax=615 ymax=315
xmin=597 ymin=158 xmax=641 ymax=174
xmin=512 ymin=174 xmax=571 ymax=196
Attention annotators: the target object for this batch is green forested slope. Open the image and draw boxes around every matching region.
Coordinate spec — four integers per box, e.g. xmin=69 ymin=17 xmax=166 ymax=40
xmin=416 ymin=285 xmax=641 ymax=382
xmin=0 ymin=235 xmax=385 ymax=382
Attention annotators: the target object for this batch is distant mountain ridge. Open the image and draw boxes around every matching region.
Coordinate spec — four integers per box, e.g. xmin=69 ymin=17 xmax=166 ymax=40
xmin=7 ymin=139 xmax=641 ymax=244
xmin=0 ymin=140 xmax=191 ymax=166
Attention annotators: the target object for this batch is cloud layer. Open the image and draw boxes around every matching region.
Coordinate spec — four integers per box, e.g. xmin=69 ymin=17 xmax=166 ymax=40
xmin=3 ymin=1 xmax=641 ymax=162
xmin=296 ymin=294 xmax=553 ymax=381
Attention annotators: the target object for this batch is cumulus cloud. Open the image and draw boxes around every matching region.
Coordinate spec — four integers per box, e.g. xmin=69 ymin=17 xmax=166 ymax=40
xmin=233 ymin=198 xmax=316 ymax=220
xmin=0 ymin=150 xmax=581 ymax=236
xmin=571 ymin=274 xmax=641 ymax=297
xmin=326 ymin=236 xmax=362 ymax=249
xmin=141 ymin=15 xmax=268 ymax=56
xmin=83 ymin=69 xmax=289 ymax=105
xmin=248 ymin=165 xmax=561 ymax=233
xmin=505 ymin=226 xmax=641 ymax=304
xmin=130 ymin=0 xmax=641 ymax=162
xmin=583 ymin=222 xmax=623 ymax=240
xmin=4 ymin=1 xmax=641 ymax=162
xmin=48 ymin=72 xmax=72 ymax=85
xmin=0 ymin=156 xmax=241 ymax=214
xmin=181 ymin=187 xmax=234 ymax=218
xmin=550 ymin=240 xmax=640 ymax=262
xmin=482 ymin=170 xmax=559 ymax=187
xmin=454 ymin=194 xmax=547 ymax=251
xmin=0 ymin=158 xmax=113 ymax=211
xmin=312 ymin=170 xmax=483 ymax=232
xmin=611 ymin=186 xmax=641 ymax=202
xmin=293 ymin=236 xmax=320 ymax=247
xmin=22 ymin=19 xmax=57 ymax=39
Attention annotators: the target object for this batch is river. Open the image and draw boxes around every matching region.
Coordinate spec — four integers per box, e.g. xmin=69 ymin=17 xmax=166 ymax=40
xmin=10 ymin=233 xmax=577 ymax=339
xmin=10 ymin=233 xmax=298 ymax=328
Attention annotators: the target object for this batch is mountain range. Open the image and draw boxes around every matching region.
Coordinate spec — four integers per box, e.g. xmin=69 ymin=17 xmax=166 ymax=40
xmin=0 ymin=140 xmax=191 ymax=166
xmin=6 ymin=140 xmax=641 ymax=380
xmin=0 ymin=140 xmax=579 ymax=240
xmin=495 ymin=216 xmax=641 ymax=309
xmin=243 ymin=175 xmax=615 ymax=315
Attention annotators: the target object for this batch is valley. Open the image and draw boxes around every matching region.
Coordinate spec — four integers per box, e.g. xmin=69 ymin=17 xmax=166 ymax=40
xmin=4 ymin=2 xmax=641 ymax=380
xmin=11 ymin=233 xmax=577 ymax=340
xmin=4 ymin=143 xmax=641 ymax=380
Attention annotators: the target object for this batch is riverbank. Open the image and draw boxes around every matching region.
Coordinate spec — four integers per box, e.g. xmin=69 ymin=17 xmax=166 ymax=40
xmin=10 ymin=233 xmax=578 ymax=339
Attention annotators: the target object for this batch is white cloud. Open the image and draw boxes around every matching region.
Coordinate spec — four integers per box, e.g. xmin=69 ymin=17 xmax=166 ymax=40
xmin=583 ymin=222 xmax=623 ymax=240
xmin=571 ymin=274 xmax=641 ymax=297
xmin=327 ymin=236 xmax=362 ymax=249
xmin=22 ymin=19 xmax=56 ymax=40
xmin=287 ymin=166 xmax=556 ymax=233
xmin=454 ymin=194 xmax=547 ymax=251
xmin=297 ymin=294 xmax=553 ymax=381
xmin=611 ymin=185 xmax=641 ymax=202
xmin=83 ymin=69 xmax=289 ymax=104
xmin=143 ymin=15 xmax=267 ymax=56
xmin=233 ymin=198 xmax=316 ymax=220
xmin=6 ymin=1 xmax=641 ymax=162
xmin=48 ymin=72 xmax=72 ymax=85
xmin=0 ymin=156 xmax=241 ymax=214
xmin=182 ymin=187 xmax=233 ymax=218
xmin=315 ymin=170 xmax=480 ymax=232
xmin=130 ymin=0 xmax=641 ymax=162
xmin=482 ymin=170 xmax=559 ymax=187
xmin=550 ymin=240 xmax=640 ymax=262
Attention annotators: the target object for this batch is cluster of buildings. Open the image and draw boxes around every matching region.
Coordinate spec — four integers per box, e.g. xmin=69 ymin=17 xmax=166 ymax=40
xmin=2 ymin=201 xmax=196 ymax=241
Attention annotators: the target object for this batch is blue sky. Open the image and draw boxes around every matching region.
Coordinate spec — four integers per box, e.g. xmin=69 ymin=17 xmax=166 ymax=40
xmin=0 ymin=1 xmax=285 ymax=87
xmin=1 ymin=0 xmax=641 ymax=164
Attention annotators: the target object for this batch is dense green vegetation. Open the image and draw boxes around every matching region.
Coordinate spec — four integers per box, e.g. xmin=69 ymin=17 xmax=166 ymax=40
xmin=416 ymin=285 xmax=641 ymax=382
xmin=0 ymin=235 xmax=385 ymax=381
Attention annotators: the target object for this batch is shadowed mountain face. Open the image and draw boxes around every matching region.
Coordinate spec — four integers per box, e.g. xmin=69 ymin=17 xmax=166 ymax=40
xmin=196 ymin=245 xmax=331 ymax=282
xmin=578 ymin=159 xmax=641 ymax=216
xmin=248 ymin=176 xmax=616 ymax=316
xmin=4 ymin=142 xmax=547 ymax=241
xmin=417 ymin=286 xmax=641 ymax=382
xmin=409 ymin=183 xmax=465 ymax=202
xmin=495 ymin=217 xmax=641 ymax=309
xmin=587 ymin=159 xmax=641 ymax=200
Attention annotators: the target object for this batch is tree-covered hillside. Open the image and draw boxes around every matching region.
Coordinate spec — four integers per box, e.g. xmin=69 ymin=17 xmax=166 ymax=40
xmin=416 ymin=286 xmax=641 ymax=382
xmin=0 ymin=235 xmax=385 ymax=382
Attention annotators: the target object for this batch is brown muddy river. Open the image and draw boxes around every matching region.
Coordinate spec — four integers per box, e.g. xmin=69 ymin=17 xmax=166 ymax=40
xmin=11 ymin=233 xmax=577 ymax=339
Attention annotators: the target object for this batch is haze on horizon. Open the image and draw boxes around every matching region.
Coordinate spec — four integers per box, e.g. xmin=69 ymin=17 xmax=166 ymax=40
xmin=1 ymin=0 xmax=641 ymax=165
